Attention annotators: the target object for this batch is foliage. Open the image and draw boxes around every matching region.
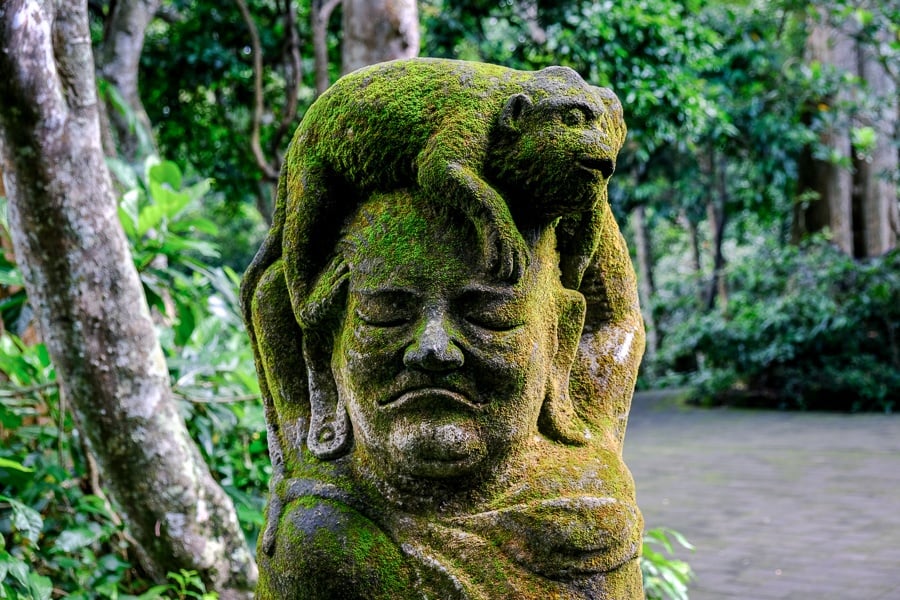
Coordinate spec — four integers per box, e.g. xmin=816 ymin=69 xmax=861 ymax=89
xmin=658 ymin=238 xmax=900 ymax=411
xmin=0 ymin=158 xmax=266 ymax=597
xmin=642 ymin=528 xmax=695 ymax=600
xmin=422 ymin=0 xmax=728 ymax=217
xmin=137 ymin=0 xmax=310 ymax=271
xmin=0 ymin=335 xmax=147 ymax=598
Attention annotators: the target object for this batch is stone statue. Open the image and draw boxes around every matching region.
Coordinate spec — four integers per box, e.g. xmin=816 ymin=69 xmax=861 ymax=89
xmin=242 ymin=58 xmax=645 ymax=599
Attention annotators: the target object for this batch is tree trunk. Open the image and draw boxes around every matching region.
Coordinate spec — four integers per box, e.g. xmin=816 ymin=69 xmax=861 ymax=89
xmin=632 ymin=205 xmax=658 ymax=359
xmin=0 ymin=2 xmax=256 ymax=596
xmin=795 ymin=10 xmax=898 ymax=257
xmin=680 ymin=210 xmax=702 ymax=271
xmin=854 ymin=32 xmax=899 ymax=256
xmin=341 ymin=0 xmax=419 ymax=75
xmin=705 ymin=153 xmax=728 ymax=311
xmin=794 ymin=15 xmax=855 ymax=254
xmin=96 ymin=0 xmax=160 ymax=161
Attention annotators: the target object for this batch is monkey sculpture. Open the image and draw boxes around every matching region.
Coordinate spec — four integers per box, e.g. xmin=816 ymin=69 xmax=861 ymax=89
xmin=243 ymin=57 xmax=627 ymax=327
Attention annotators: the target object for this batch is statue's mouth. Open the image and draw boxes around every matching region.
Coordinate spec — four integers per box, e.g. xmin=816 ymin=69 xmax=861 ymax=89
xmin=577 ymin=156 xmax=615 ymax=179
xmin=383 ymin=387 xmax=480 ymax=410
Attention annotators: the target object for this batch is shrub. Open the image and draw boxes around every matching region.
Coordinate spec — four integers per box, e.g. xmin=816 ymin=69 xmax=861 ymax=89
xmin=659 ymin=239 xmax=900 ymax=411
xmin=1 ymin=158 xmax=265 ymax=597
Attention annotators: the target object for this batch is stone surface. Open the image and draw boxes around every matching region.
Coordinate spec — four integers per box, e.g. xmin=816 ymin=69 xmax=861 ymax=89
xmin=242 ymin=58 xmax=644 ymax=599
xmin=625 ymin=391 xmax=900 ymax=600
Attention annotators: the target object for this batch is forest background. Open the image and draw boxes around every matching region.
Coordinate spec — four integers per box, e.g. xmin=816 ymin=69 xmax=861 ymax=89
xmin=0 ymin=0 xmax=897 ymax=598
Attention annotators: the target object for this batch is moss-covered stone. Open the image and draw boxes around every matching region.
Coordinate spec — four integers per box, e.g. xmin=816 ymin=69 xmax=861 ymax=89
xmin=242 ymin=58 xmax=644 ymax=599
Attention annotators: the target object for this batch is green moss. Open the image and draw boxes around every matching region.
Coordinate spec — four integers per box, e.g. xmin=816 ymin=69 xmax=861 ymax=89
xmin=245 ymin=57 xmax=644 ymax=599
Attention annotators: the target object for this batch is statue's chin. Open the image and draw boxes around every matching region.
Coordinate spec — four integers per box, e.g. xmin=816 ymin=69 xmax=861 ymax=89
xmin=388 ymin=421 xmax=488 ymax=479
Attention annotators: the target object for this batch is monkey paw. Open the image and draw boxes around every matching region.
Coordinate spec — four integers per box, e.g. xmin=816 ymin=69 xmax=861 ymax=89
xmin=487 ymin=229 xmax=530 ymax=282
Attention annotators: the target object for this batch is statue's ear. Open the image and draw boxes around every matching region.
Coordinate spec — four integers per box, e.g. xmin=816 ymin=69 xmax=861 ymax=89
xmin=304 ymin=333 xmax=351 ymax=459
xmin=539 ymin=289 xmax=589 ymax=445
xmin=499 ymin=93 xmax=533 ymax=132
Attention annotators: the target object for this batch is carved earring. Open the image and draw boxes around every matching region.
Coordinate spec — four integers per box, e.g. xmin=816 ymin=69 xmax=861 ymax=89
xmin=538 ymin=288 xmax=589 ymax=446
xmin=303 ymin=334 xmax=351 ymax=459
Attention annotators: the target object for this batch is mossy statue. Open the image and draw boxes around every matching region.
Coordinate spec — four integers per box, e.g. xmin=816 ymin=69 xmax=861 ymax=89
xmin=243 ymin=57 xmax=627 ymax=329
xmin=242 ymin=58 xmax=644 ymax=599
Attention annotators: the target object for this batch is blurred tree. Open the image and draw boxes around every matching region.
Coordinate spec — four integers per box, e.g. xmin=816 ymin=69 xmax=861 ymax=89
xmin=141 ymin=0 xmax=312 ymax=236
xmin=93 ymin=0 xmax=161 ymax=160
xmin=342 ymin=0 xmax=419 ymax=74
xmin=0 ymin=1 xmax=256 ymax=594
xmin=795 ymin=1 xmax=899 ymax=257
xmin=313 ymin=0 xmax=343 ymax=94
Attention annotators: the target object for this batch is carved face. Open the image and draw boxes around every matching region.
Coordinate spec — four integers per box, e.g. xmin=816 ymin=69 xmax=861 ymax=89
xmin=331 ymin=196 xmax=564 ymax=485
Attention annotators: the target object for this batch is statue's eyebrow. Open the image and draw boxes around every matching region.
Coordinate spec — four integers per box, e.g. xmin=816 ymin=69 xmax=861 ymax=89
xmin=352 ymin=287 xmax=422 ymax=300
xmin=457 ymin=284 xmax=519 ymax=301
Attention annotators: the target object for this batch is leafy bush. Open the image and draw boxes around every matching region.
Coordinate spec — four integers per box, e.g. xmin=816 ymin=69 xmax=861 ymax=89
xmin=1 ymin=158 xmax=265 ymax=597
xmin=659 ymin=239 xmax=900 ymax=411
xmin=642 ymin=528 xmax=695 ymax=600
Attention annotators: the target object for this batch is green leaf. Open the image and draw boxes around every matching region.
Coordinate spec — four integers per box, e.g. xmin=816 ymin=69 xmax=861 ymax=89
xmin=0 ymin=495 xmax=43 ymax=544
xmin=119 ymin=189 xmax=141 ymax=238
xmin=851 ymin=126 xmax=877 ymax=154
xmin=25 ymin=572 xmax=52 ymax=600
xmin=135 ymin=585 xmax=174 ymax=600
xmin=149 ymin=161 xmax=183 ymax=190
xmin=149 ymin=181 xmax=191 ymax=220
xmin=183 ymin=179 xmax=212 ymax=203
xmin=0 ymin=458 xmax=32 ymax=472
xmin=0 ymin=269 xmax=23 ymax=287
xmin=137 ymin=203 xmax=166 ymax=237
xmin=854 ymin=8 xmax=873 ymax=26
xmin=169 ymin=217 xmax=218 ymax=236
xmin=106 ymin=157 xmax=139 ymax=190
xmin=159 ymin=236 xmax=219 ymax=259
xmin=2 ymin=551 xmax=28 ymax=588
xmin=54 ymin=527 xmax=99 ymax=553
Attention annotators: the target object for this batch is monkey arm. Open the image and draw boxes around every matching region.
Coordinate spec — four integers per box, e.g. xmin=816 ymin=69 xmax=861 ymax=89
xmin=575 ymin=199 xmax=645 ymax=451
xmin=416 ymin=137 xmax=529 ymax=281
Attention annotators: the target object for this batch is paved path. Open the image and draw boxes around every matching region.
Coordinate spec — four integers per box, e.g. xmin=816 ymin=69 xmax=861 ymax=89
xmin=623 ymin=391 xmax=900 ymax=600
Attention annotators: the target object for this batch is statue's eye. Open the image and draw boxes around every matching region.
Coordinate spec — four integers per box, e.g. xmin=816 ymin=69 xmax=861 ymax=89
xmin=356 ymin=304 xmax=411 ymax=327
xmin=562 ymin=107 xmax=587 ymax=127
xmin=465 ymin=311 xmax=523 ymax=332
xmin=354 ymin=292 xmax=415 ymax=327
xmin=457 ymin=288 xmax=525 ymax=332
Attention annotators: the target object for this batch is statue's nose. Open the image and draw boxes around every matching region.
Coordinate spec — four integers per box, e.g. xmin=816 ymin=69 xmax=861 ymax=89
xmin=403 ymin=312 xmax=464 ymax=372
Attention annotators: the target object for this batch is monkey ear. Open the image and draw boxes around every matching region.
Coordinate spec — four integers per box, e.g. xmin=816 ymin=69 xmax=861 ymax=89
xmin=539 ymin=288 xmax=589 ymax=445
xmin=304 ymin=334 xmax=351 ymax=459
xmin=499 ymin=93 xmax=533 ymax=132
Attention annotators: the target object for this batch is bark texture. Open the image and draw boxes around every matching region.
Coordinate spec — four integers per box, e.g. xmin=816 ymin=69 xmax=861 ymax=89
xmin=341 ymin=0 xmax=419 ymax=75
xmin=0 ymin=2 xmax=256 ymax=596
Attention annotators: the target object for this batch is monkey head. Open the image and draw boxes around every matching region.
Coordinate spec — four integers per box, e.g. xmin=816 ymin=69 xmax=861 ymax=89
xmin=486 ymin=76 xmax=626 ymax=225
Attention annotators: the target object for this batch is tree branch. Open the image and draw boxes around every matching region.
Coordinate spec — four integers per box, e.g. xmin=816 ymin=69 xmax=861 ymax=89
xmin=313 ymin=0 xmax=342 ymax=96
xmin=235 ymin=0 xmax=278 ymax=181
xmin=268 ymin=0 xmax=302 ymax=156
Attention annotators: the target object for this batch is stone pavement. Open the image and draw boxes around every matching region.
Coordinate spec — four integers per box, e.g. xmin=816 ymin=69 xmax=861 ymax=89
xmin=623 ymin=390 xmax=900 ymax=600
